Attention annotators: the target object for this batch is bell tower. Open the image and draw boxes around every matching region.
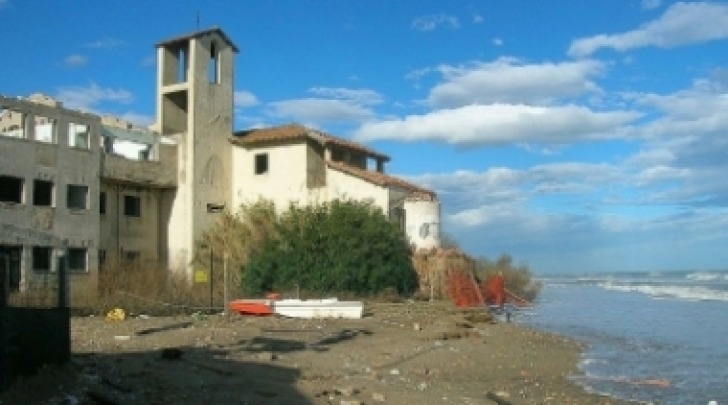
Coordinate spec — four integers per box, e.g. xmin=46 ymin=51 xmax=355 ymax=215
xmin=154 ymin=28 xmax=238 ymax=275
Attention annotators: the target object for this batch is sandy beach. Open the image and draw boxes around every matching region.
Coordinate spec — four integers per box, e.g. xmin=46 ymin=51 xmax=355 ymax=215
xmin=1 ymin=301 xmax=637 ymax=404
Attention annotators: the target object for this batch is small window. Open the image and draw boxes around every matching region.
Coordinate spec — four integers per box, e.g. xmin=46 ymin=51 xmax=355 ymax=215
xmin=99 ymin=249 xmax=106 ymax=267
xmin=67 ymin=248 xmax=87 ymax=272
xmin=177 ymin=47 xmax=188 ymax=83
xmin=100 ymin=192 xmax=106 ymax=214
xmin=255 ymin=153 xmax=268 ymax=175
xmin=208 ymin=42 xmax=219 ymax=84
xmin=68 ymin=123 xmax=90 ymax=149
xmin=0 ymin=175 xmax=23 ymax=203
xmin=0 ymin=110 xmax=25 ymax=139
xmin=123 ymin=195 xmax=141 ymax=217
xmin=33 ymin=179 xmax=54 ymax=207
xmin=34 ymin=116 xmax=56 ymax=143
xmin=67 ymin=184 xmax=88 ymax=210
xmin=32 ymin=246 xmax=53 ymax=272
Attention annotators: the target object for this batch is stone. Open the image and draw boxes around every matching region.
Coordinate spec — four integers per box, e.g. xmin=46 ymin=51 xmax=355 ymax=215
xmin=372 ymin=392 xmax=386 ymax=402
xmin=336 ymin=386 xmax=358 ymax=396
xmin=256 ymin=352 xmax=277 ymax=361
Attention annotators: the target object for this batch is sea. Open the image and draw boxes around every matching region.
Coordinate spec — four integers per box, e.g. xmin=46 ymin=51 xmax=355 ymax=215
xmin=517 ymin=270 xmax=728 ymax=405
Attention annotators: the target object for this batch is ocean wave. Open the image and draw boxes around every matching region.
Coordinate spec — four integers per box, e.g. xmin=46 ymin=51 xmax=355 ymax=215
xmin=686 ymin=271 xmax=728 ymax=282
xmin=597 ymin=282 xmax=728 ymax=302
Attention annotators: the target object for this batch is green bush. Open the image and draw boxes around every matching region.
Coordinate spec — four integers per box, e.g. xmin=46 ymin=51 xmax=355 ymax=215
xmin=241 ymin=200 xmax=418 ymax=296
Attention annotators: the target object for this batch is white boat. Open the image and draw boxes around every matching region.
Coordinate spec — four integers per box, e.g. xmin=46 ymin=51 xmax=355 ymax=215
xmin=272 ymin=298 xmax=363 ymax=319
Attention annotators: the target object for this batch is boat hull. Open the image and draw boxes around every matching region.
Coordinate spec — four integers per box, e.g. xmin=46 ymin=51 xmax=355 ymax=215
xmin=229 ymin=299 xmax=274 ymax=316
xmin=272 ymin=299 xmax=363 ymax=319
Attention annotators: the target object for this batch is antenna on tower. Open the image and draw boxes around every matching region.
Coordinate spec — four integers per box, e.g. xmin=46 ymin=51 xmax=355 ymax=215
xmin=196 ymin=11 xmax=200 ymax=30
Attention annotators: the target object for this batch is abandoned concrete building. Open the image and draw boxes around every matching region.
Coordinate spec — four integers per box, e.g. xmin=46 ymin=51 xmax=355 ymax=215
xmin=0 ymin=28 xmax=440 ymax=301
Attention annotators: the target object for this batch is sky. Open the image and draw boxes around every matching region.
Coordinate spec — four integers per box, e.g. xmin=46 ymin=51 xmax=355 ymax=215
xmin=2 ymin=0 xmax=728 ymax=274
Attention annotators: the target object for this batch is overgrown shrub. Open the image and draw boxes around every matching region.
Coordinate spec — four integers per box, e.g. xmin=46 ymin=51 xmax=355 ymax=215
xmin=191 ymin=200 xmax=278 ymax=294
xmin=241 ymin=200 xmax=418 ymax=296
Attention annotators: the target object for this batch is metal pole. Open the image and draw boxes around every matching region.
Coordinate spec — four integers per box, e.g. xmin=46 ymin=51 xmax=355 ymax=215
xmin=58 ymin=248 xmax=68 ymax=308
xmin=223 ymin=252 xmax=228 ymax=317
xmin=209 ymin=248 xmax=213 ymax=311
xmin=0 ymin=254 xmax=9 ymax=308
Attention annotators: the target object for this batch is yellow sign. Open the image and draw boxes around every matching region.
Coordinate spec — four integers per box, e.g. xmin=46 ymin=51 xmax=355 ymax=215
xmin=194 ymin=269 xmax=209 ymax=283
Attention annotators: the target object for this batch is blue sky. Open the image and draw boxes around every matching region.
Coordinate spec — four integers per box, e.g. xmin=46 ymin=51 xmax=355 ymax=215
xmin=2 ymin=1 xmax=728 ymax=274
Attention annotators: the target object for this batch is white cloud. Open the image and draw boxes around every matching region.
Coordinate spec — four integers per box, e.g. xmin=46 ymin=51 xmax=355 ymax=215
xmin=412 ymin=14 xmax=460 ymax=31
xmin=265 ymin=87 xmax=382 ymax=124
xmin=64 ymin=54 xmax=88 ymax=68
xmin=56 ymin=82 xmax=134 ymax=111
xmin=472 ymin=13 xmax=484 ymax=24
xmin=268 ymin=98 xmax=374 ymax=123
xmin=641 ymin=0 xmax=662 ymax=10
xmin=569 ymin=2 xmax=728 ymax=58
xmin=426 ymin=58 xmax=604 ymax=108
xmin=492 ymin=38 xmax=503 ymax=47
xmin=85 ymin=38 xmax=127 ymax=49
xmin=353 ymin=104 xmax=639 ymax=146
xmin=0 ymin=0 xmax=8 ymax=9
xmin=119 ymin=112 xmax=154 ymax=128
xmin=309 ymin=87 xmax=383 ymax=105
xmin=624 ymin=71 xmax=728 ymax=138
xmin=405 ymin=67 xmax=433 ymax=82
xmin=234 ymin=90 xmax=260 ymax=108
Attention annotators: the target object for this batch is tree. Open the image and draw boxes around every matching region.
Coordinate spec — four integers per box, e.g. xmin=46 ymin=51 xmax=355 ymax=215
xmin=241 ymin=200 xmax=418 ymax=296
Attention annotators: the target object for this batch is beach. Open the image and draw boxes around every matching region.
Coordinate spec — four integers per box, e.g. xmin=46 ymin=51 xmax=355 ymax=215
xmin=0 ymin=301 xmax=634 ymax=404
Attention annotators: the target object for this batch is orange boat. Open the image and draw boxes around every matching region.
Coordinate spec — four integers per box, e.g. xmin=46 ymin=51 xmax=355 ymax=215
xmin=229 ymin=299 xmax=273 ymax=316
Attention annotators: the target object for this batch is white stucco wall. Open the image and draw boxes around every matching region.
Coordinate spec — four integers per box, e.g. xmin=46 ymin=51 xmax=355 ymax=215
xmin=404 ymin=199 xmax=441 ymax=250
xmin=325 ymin=168 xmax=390 ymax=214
xmin=232 ymin=142 xmax=311 ymax=210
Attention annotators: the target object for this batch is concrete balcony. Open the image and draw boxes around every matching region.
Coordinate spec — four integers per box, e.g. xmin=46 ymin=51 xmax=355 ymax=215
xmin=101 ymin=152 xmax=177 ymax=188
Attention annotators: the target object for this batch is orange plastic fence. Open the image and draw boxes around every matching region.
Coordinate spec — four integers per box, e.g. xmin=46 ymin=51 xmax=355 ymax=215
xmin=447 ymin=269 xmax=506 ymax=308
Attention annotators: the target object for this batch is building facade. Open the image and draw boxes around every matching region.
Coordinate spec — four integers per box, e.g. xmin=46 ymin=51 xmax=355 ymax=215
xmin=0 ymin=28 xmax=439 ymax=302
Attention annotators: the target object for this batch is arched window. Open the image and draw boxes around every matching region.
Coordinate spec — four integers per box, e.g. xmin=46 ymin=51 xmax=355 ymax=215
xmin=208 ymin=42 xmax=219 ymax=84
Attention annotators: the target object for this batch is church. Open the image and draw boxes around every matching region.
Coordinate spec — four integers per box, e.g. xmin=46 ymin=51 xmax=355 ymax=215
xmin=0 ymin=28 xmax=440 ymax=301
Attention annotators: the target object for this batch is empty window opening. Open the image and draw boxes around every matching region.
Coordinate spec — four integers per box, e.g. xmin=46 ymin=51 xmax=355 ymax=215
xmin=255 ymin=153 xmax=269 ymax=175
xmin=208 ymin=42 xmax=219 ymax=83
xmin=68 ymin=122 xmax=90 ymax=149
xmin=177 ymin=46 xmax=188 ymax=83
xmin=0 ymin=245 xmax=22 ymax=291
xmin=123 ymin=195 xmax=141 ymax=217
xmin=34 ymin=115 xmax=56 ymax=143
xmin=33 ymin=179 xmax=54 ymax=207
xmin=32 ymin=247 xmax=53 ymax=272
xmin=99 ymin=192 xmax=107 ymax=214
xmin=67 ymin=248 xmax=87 ymax=272
xmin=0 ymin=109 xmax=26 ymax=139
xmin=67 ymin=184 xmax=89 ymax=210
xmin=99 ymin=249 xmax=106 ymax=267
xmin=0 ymin=176 xmax=23 ymax=204
xmin=331 ymin=148 xmax=344 ymax=162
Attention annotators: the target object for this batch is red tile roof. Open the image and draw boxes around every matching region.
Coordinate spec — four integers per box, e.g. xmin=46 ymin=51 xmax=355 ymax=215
xmin=232 ymin=124 xmax=390 ymax=161
xmin=326 ymin=161 xmax=436 ymax=199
